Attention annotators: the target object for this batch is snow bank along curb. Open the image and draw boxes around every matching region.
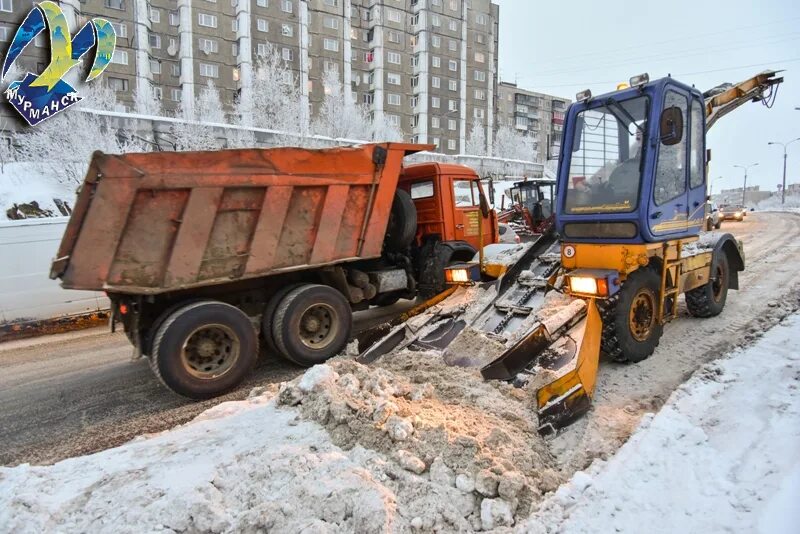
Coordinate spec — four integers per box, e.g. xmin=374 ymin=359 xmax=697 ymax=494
xmin=520 ymin=313 xmax=800 ymax=534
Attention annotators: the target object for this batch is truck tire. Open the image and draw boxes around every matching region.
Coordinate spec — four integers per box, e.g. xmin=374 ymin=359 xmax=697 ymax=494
xmin=272 ymin=284 xmax=352 ymax=366
xmin=599 ymin=268 xmax=663 ymax=363
xmin=686 ymin=253 xmax=729 ymax=318
xmin=150 ymin=300 xmax=258 ymax=399
xmin=384 ymin=190 xmax=417 ymax=251
xmin=262 ymin=283 xmax=304 ymax=356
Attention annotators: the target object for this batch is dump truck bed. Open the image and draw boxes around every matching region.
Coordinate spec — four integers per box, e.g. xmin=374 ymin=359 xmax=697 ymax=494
xmin=50 ymin=143 xmax=432 ymax=294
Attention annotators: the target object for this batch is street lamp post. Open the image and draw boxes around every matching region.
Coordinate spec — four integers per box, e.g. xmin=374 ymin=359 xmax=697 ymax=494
xmin=733 ymin=163 xmax=758 ymax=206
xmin=767 ymin=138 xmax=800 ymax=204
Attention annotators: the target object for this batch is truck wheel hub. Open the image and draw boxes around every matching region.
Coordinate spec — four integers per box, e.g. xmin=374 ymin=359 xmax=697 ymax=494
xmin=298 ymin=304 xmax=337 ymax=349
xmin=629 ymin=291 xmax=655 ymax=341
xmin=182 ymin=325 xmax=240 ymax=379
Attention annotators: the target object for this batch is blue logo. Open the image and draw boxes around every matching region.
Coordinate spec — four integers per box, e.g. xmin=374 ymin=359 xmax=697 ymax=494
xmin=1 ymin=1 xmax=116 ymax=126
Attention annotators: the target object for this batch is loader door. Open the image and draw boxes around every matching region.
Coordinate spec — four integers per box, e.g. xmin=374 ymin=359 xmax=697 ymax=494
xmin=649 ymin=89 xmax=690 ymax=238
xmin=686 ymin=96 xmax=707 ymax=232
xmin=450 ymin=177 xmax=493 ymax=250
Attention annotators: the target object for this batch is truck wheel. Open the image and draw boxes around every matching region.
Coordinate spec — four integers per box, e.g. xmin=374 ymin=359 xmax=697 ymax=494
xmin=272 ymin=284 xmax=352 ymax=366
xmin=150 ymin=300 xmax=258 ymax=399
xmin=384 ymin=190 xmax=417 ymax=251
xmin=686 ymin=254 xmax=729 ymax=318
xmin=599 ymin=268 xmax=663 ymax=363
xmin=262 ymin=283 xmax=304 ymax=356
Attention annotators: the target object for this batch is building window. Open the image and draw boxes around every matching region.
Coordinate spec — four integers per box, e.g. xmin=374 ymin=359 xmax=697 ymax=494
xmin=474 ymin=52 xmax=485 ymax=63
xmin=324 ymin=60 xmax=338 ymax=72
xmin=111 ymin=22 xmax=127 ymax=38
xmin=198 ymin=13 xmax=217 ymax=28
xmin=363 ymin=92 xmax=374 ymax=104
xmin=448 ymin=20 xmax=458 ymax=32
xmin=448 ymin=39 xmax=457 ymax=52
xmin=448 ymin=119 xmax=456 ymax=131
xmin=111 ymin=50 xmax=128 ymax=65
xmin=474 ymin=89 xmax=486 ymax=100
xmin=169 ymin=11 xmax=179 ymax=26
xmin=0 ymin=0 xmax=12 ymax=11
xmin=476 ymin=33 xmax=485 ymax=44
xmin=431 ymin=96 xmax=440 ymax=108
xmin=199 ymin=63 xmax=219 ymax=78
xmin=474 ymin=70 xmax=485 ymax=82
xmin=257 ymin=19 xmax=268 ymax=32
xmin=107 ymin=77 xmax=128 ymax=91
xmin=476 ymin=13 xmax=486 ymax=25
xmin=257 ymin=0 xmax=268 ymax=6
xmin=324 ymin=0 xmax=338 ymax=5
xmin=323 ymin=38 xmax=338 ymax=51
xmin=172 ymin=63 xmax=181 ymax=76
xmin=448 ymin=139 xmax=456 ymax=151
xmin=388 ymin=30 xmax=401 ymax=43
xmin=387 ymin=8 xmax=402 ymax=23
xmin=232 ymin=19 xmax=238 ymax=32
xmin=410 ymin=96 xmax=418 ymax=108
xmin=171 ymin=88 xmax=182 ymax=101
xmin=431 ymin=76 xmax=440 ymax=88
xmin=149 ymin=33 xmax=161 ymax=49
xmin=474 ymin=108 xmax=485 ymax=119
xmin=257 ymin=43 xmax=268 ymax=56
xmin=104 ymin=0 xmax=125 ymax=10
xmin=388 ymin=93 xmax=401 ymax=106
xmin=150 ymin=59 xmax=161 ymax=74
xmin=432 ymin=35 xmax=441 ymax=48
xmin=432 ymin=117 xmax=440 ymax=128
xmin=324 ymin=16 xmax=338 ymax=29
xmin=282 ymin=24 xmax=294 ymax=37
xmin=198 ymin=37 xmax=218 ymax=53
xmin=448 ymin=60 xmax=457 ymax=71
xmin=448 ymin=79 xmax=457 ymax=91
xmin=449 ymin=99 xmax=457 ymax=111
xmin=150 ymin=8 xmax=160 ymax=23
xmin=282 ymin=48 xmax=293 ymax=61
xmin=387 ymin=51 xmax=401 ymax=65
xmin=281 ymin=0 xmax=293 ymax=13
xmin=411 ymin=75 xmax=419 ymax=88
xmin=387 ymin=73 xmax=401 ymax=85
xmin=432 ymin=56 xmax=440 ymax=68
xmin=387 ymin=114 xmax=400 ymax=126
xmin=432 ymin=137 xmax=440 ymax=148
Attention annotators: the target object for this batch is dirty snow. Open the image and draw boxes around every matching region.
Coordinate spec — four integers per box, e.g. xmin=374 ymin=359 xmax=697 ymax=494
xmin=0 ymin=162 xmax=78 ymax=220
xmin=520 ymin=312 xmax=800 ymax=534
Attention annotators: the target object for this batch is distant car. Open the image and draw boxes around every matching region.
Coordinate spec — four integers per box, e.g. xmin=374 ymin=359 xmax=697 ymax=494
xmin=705 ymin=203 xmax=722 ymax=231
xmin=498 ymin=223 xmax=521 ymax=244
xmin=719 ymin=204 xmax=746 ymax=221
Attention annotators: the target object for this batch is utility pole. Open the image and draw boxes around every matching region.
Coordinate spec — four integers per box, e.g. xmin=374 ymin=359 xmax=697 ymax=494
xmin=768 ymin=138 xmax=800 ymax=204
xmin=733 ymin=163 xmax=758 ymax=206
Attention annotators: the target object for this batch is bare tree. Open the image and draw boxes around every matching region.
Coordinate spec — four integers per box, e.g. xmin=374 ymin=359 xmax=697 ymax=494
xmin=465 ymin=117 xmax=487 ymax=156
xmin=493 ymin=125 xmax=536 ymax=161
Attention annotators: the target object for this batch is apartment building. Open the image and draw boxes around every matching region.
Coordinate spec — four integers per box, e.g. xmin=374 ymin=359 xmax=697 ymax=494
xmin=496 ymin=81 xmax=570 ymax=163
xmin=0 ymin=0 xmax=499 ymax=154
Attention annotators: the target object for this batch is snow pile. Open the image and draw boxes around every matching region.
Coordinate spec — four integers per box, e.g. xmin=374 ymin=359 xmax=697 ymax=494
xmin=0 ymin=162 xmax=78 ymax=220
xmin=755 ymin=193 xmax=800 ymax=212
xmin=520 ymin=313 xmax=800 ymax=534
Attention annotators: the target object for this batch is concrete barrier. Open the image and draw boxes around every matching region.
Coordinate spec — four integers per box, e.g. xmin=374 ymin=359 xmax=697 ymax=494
xmin=0 ymin=218 xmax=108 ymax=337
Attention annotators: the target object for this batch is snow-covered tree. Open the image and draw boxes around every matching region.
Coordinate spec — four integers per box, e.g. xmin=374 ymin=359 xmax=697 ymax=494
xmin=168 ymin=81 xmax=224 ymax=151
xmin=493 ymin=125 xmax=536 ymax=161
xmin=133 ymin=83 xmax=164 ymax=117
xmin=313 ymin=69 xmax=372 ymax=140
xmin=465 ymin=117 xmax=487 ymax=156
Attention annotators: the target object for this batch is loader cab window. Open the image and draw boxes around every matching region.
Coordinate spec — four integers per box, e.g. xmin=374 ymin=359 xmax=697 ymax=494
xmin=565 ymin=95 xmax=648 ymax=214
xmin=453 ymin=179 xmax=479 ymax=207
xmin=654 ymin=91 xmax=688 ymax=205
xmin=689 ymin=97 xmax=705 ymax=189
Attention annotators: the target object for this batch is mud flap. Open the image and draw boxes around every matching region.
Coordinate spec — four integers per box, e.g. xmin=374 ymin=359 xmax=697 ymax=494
xmin=536 ymin=299 xmax=602 ymax=436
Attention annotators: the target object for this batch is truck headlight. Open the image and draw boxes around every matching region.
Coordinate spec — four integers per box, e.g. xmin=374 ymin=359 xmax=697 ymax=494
xmin=446 ymin=267 xmax=470 ymax=283
xmin=444 ymin=263 xmax=480 ymax=285
xmin=566 ymin=269 xmax=620 ymax=298
xmin=569 ymin=276 xmax=600 ymax=295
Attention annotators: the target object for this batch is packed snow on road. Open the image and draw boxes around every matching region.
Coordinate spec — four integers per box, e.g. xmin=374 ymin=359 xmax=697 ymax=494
xmin=2 ymin=308 xmax=798 ymax=532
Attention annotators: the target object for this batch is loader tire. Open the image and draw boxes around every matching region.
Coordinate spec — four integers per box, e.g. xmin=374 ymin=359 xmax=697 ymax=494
xmin=151 ymin=300 xmax=258 ymax=399
xmin=599 ymin=268 xmax=663 ymax=363
xmin=384 ymin=190 xmax=417 ymax=251
xmin=272 ymin=284 xmax=352 ymax=367
xmin=686 ymin=253 xmax=729 ymax=318
xmin=262 ymin=283 xmax=304 ymax=357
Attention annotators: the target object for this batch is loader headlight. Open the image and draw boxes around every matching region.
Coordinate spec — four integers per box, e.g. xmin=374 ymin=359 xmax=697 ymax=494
xmin=566 ymin=269 xmax=621 ymax=298
xmin=444 ymin=263 xmax=480 ymax=285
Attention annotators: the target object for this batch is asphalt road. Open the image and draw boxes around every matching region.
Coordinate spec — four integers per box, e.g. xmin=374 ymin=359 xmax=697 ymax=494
xmin=0 ymin=213 xmax=788 ymax=466
xmin=0 ymin=300 xmax=415 ymax=466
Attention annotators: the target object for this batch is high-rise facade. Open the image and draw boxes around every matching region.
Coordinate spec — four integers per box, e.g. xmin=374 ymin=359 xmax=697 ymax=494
xmin=1 ymin=0 xmax=499 ymax=154
xmin=496 ymin=81 xmax=570 ymax=163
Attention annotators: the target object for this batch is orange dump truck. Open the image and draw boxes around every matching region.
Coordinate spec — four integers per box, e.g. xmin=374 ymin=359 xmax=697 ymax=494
xmin=51 ymin=143 xmax=498 ymax=397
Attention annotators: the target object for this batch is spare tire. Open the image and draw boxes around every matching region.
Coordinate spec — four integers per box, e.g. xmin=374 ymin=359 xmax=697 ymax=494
xmin=384 ymin=190 xmax=417 ymax=251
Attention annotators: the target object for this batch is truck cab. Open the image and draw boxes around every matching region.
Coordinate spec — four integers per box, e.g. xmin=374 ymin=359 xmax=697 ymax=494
xmin=557 ymin=76 xmax=708 ymax=243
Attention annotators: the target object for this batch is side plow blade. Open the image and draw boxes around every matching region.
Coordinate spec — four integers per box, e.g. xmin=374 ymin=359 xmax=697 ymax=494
xmin=535 ymin=299 xmax=602 ymax=435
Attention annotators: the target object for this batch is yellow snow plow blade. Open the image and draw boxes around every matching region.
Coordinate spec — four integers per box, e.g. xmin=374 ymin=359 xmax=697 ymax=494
xmin=535 ymin=299 xmax=602 ymax=435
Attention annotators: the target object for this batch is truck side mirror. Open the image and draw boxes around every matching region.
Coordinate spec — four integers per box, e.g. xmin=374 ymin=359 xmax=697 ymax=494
xmin=659 ymin=106 xmax=683 ymax=146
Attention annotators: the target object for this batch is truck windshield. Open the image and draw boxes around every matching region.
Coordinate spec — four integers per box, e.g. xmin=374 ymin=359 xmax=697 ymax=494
xmin=564 ymin=95 xmax=649 ymax=214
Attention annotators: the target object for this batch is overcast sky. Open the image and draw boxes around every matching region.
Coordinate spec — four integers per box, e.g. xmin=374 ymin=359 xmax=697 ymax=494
xmin=495 ymin=0 xmax=800 ymax=193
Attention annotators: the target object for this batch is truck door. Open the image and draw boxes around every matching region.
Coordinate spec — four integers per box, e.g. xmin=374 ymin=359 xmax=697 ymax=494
xmin=686 ymin=95 xmax=707 ymax=232
xmin=649 ymin=89 xmax=690 ymax=238
xmin=451 ymin=177 xmax=492 ymax=250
